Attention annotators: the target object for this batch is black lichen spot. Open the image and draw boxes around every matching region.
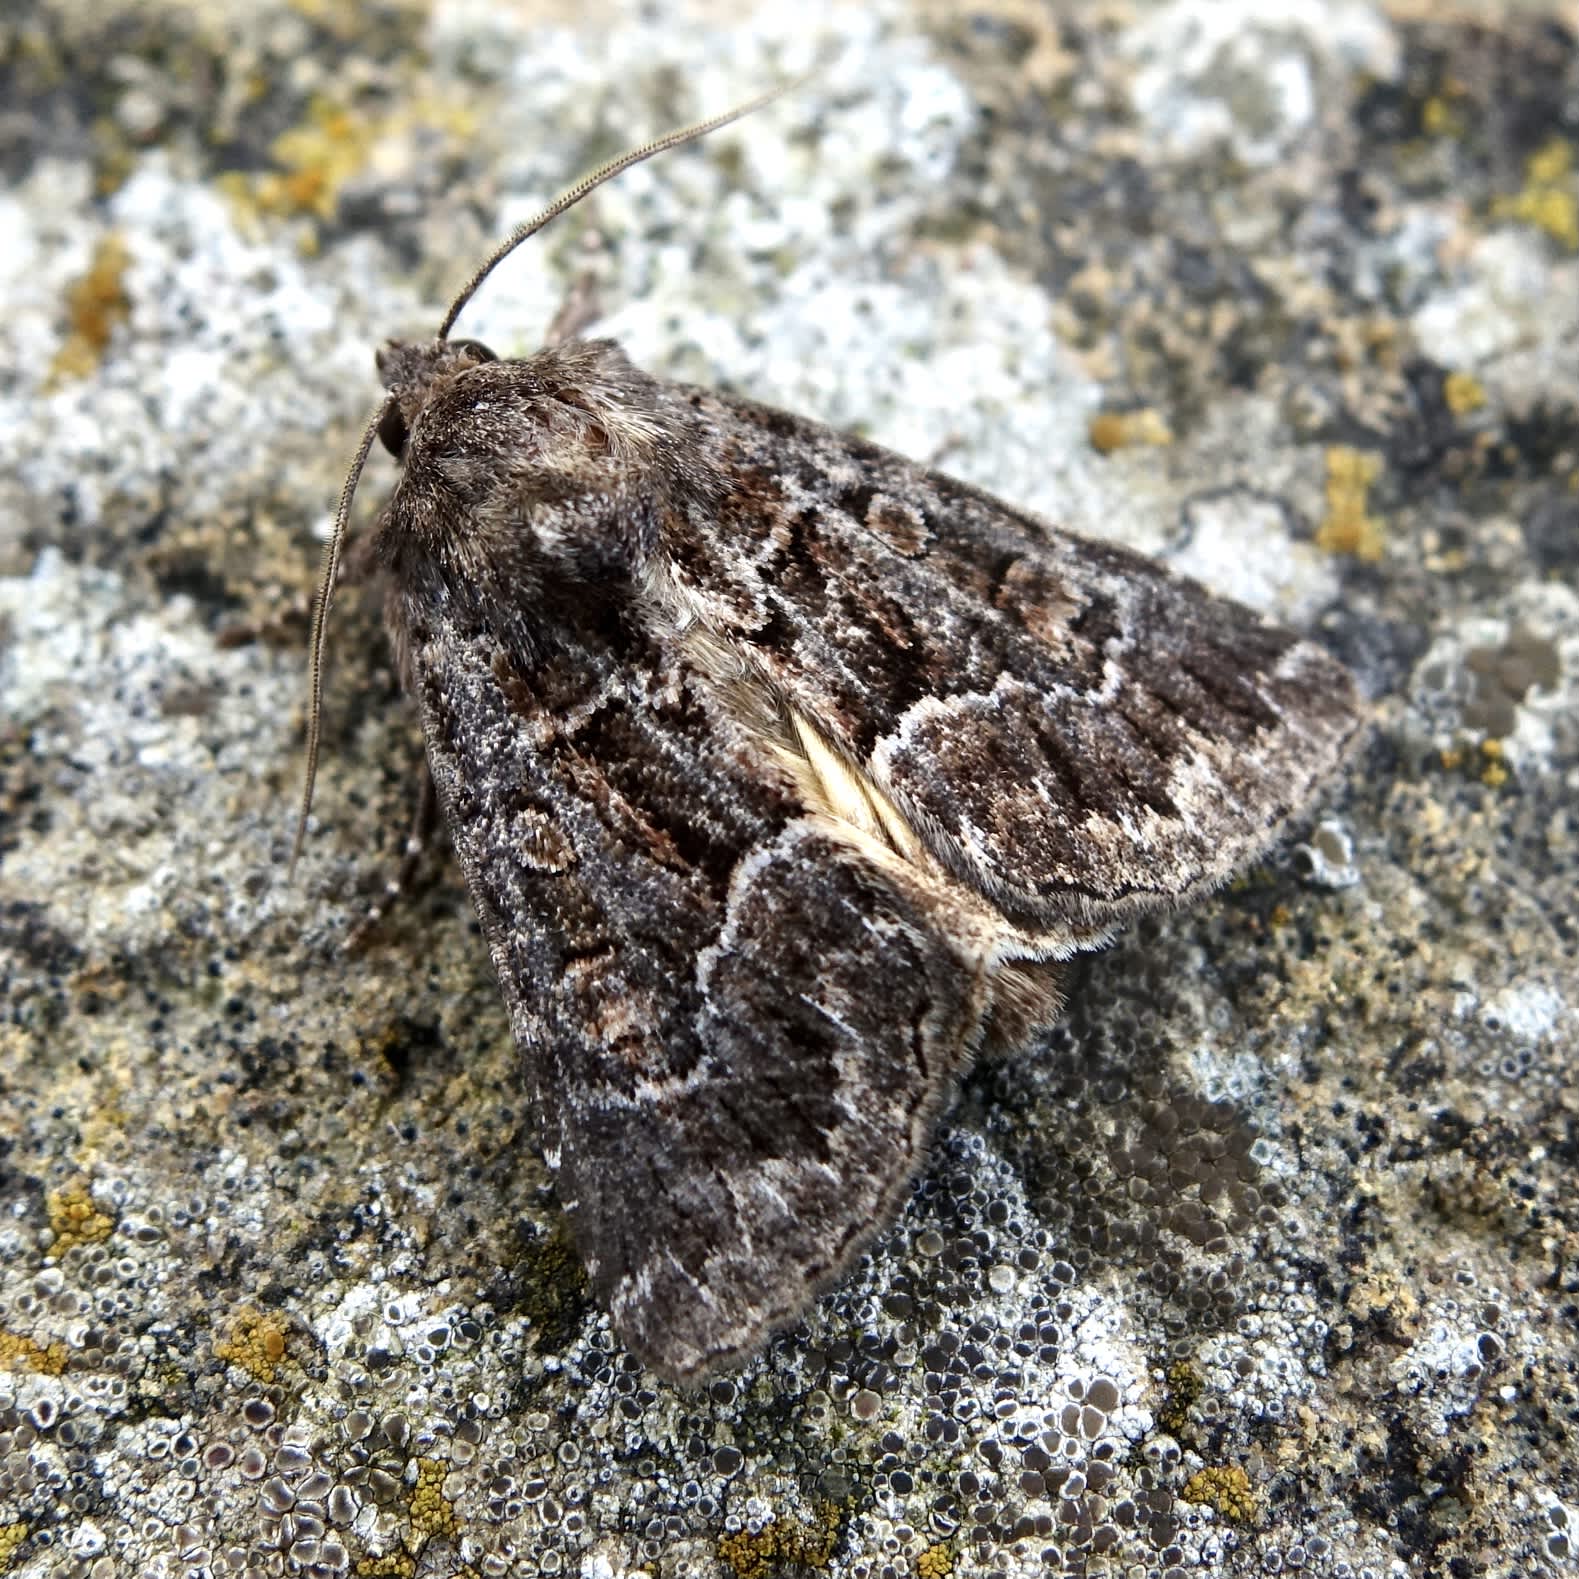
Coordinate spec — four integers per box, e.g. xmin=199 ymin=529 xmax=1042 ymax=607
xmin=1522 ymin=495 xmax=1579 ymax=577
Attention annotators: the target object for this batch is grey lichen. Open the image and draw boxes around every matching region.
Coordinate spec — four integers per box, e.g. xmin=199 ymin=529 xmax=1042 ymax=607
xmin=1 ymin=1 xmax=1577 ymax=1576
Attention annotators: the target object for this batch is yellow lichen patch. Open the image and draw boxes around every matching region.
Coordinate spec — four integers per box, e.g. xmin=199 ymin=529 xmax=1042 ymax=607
xmin=213 ymin=1307 xmax=292 ymax=1384
xmin=231 ymin=92 xmax=478 ymax=234
xmin=1181 ymin=1464 xmax=1257 ymax=1524
xmin=719 ymin=1509 xmax=841 ymax=1578
xmin=0 ymin=1331 xmax=68 ymax=1376
xmin=1494 ymin=138 xmax=1578 ymax=250
xmin=409 ymin=1456 xmax=460 ymax=1542
xmin=1316 ymin=446 xmax=1385 ymax=562
xmin=1157 ymin=1358 xmax=1203 ymax=1437
xmin=1479 ymin=738 xmax=1509 ymax=788
xmin=0 ymin=1524 xmax=30 ymax=1567
xmin=257 ymin=101 xmax=363 ymax=220
xmin=46 ymin=1178 xmax=114 ymax=1255
xmin=1442 ymin=370 xmax=1486 ymax=415
xmin=1421 ymin=93 xmax=1466 ymax=140
xmin=1088 ymin=408 xmax=1173 ymax=455
xmin=917 ymin=1543 xmax=953 ymax=1578
xmin=48 ymin=234 xmax=131 ymax=385
xmin=355 ymin=1557 xmax=414 ymax=1579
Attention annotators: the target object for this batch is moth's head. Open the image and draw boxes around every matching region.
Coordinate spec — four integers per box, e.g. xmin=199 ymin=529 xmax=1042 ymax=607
xmin=373 ymin=337 xmax=498 ymax=461
xmin=373 ymin=335 xmax=687 ymax=590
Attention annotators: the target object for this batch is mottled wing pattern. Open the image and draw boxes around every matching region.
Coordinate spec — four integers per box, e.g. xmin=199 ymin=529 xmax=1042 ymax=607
xmin=652 ymin=391 xmax=1365 ymax=933
xmin=396 ymin=572 xmax=985 ymax=1382
xmin=371 ymin=336 xmax=1364 ymax=1383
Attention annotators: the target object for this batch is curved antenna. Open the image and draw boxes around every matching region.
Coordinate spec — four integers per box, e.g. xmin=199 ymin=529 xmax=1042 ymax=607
xmin=289 ymin=396 xmax=391 ymax=878
xmin=294 ymin=83 xmax=791 ymax=875
xmin=438 ymin=81 xmax=790 ymax=341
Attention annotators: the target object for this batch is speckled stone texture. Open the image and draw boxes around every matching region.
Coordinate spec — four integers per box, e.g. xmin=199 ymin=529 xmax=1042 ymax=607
xmin=1 ymin=3 xmax=1576 ymax=1577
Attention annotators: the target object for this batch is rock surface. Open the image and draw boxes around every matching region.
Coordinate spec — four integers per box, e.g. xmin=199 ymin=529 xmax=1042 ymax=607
xmin=1 ymin=2 xmax=1576 ymax=1576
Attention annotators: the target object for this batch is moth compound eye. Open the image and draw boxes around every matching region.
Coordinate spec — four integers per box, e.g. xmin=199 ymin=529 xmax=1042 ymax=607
xmin=451 ymin=338 xmax=499 ymax=365
xmin=378 ymin=402 xmax=409 ymax=459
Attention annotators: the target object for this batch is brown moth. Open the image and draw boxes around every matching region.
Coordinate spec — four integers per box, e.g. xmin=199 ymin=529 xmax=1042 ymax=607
xmin=297 ymin=95 xmax=1365 ymax=1382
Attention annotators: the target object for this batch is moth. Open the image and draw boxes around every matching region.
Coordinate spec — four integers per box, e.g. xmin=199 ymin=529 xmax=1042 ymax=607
xmin=297 ymin=96 xmax=1365 ymax=1383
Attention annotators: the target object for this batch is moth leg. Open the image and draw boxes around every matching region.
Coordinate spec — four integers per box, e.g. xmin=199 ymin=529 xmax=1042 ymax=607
xmin=543 ymin=236 xmax=605 ymax=346
xmin=346 ymin=760 xmax=439 ymax=952
xmin=338 ymin=517 xmax=385 ymax=585
xmin=542 ymin=273 xmax=602 ymax=346
xmin=923 ymin=430 xmax=965 ymax=471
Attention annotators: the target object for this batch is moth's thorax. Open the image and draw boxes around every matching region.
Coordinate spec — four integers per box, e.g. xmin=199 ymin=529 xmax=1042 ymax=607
xmin=374 ymin=338 xmax=701 ymax=590
xmin=376 ymin=337 xmax=498 ymax=440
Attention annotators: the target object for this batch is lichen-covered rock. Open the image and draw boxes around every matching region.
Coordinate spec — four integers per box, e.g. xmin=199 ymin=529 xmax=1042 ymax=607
xmin=1 ymin=2 xmax=1576 ymax=1576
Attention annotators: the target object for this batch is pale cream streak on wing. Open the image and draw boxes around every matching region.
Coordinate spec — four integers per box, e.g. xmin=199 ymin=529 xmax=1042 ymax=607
xmin=658 ymin=599 xmax=1108 ymax=973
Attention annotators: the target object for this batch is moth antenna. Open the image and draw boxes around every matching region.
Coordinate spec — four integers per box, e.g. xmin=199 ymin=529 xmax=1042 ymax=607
xmin=438 ymin=81 xmax=792 ymax=341
xmin=290 ymin=397 xmax=391 ymax=879
xmin=294 ymin=84 xmax=792 ymax=873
